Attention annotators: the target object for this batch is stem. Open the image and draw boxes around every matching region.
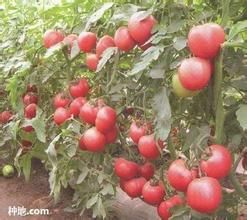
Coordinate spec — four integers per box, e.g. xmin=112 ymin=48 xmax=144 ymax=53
xmin=107 ymin=50 xmax=120 ymax=90
xmin=167 ymin=136 xmax=176 ymax=160
xmin=213 ymin=48 xmax=225 ymax=144
xmin=62 ymin=49 xmax=72 ymax=83
xmin=221 ymin=0 xmax=230 ymax=26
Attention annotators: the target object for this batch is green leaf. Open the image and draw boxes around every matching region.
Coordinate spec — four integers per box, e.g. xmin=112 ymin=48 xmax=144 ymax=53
xmin=30 ymin=111 xmax=46 ymax=143
xmin=70 ymin=41 xmax=80 ymax=60
xmin=93 ymin=197 xmax=106 ymax=219
xmin=111 ymin=4 xmax=138 ymax=22
xmin=44 ymin=42 xmax=64 ymax=59
xmin=236 ymin=105 xmax=247 ymax=130
xmin=96 ymin=47 xmax=118 ymax=72
xmin=19 ymin=154 xmax=32 ymax=182
xmin=228 ymin=20 xmax=247 ymax=41
xmin=148 ymin=62 xmax=165 ymax=79
xmin=173 ymin=37 xmax=187 ymax=51
xmin=76 ymin=167 xmax=89 ymax=184
xmin=167 ymin=20 xmax=185 ymax=33
xmin=153 ymin=87 xmax=171 ymax=140
xmin=46 ymin=134 xmax=61 ymax=167
xmin=86 ymin=194 xmax=99 ymax=209
xmin=100 ymin=183 xmax=114 ymax=196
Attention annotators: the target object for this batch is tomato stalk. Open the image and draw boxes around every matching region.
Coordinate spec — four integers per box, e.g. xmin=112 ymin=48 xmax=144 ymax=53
xmin=107 ymin=50 xmax=120 ymax=91
xmin=62 ymin=48 xmax=73 ymax=83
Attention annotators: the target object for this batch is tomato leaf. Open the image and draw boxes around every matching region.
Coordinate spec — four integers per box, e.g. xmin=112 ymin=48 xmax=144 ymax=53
xmin=86 ymin=194 xmax=99 ymax=209
xmin=96 ymin=47 xmax=118 ymax=72
xmin=19 ymin=154 xmax=32 ymax=182
xmin=44 ymin=42 xmax=65 ymax=59
xmin=236 ymin=104 xmax=247 ymax=130
xmin=173 ymin=37 xmax=187 ymax=51
xmin=76 ymin=167 xmax=89 ymax=184
xmin=100 ymin=183 xmax=114 ymax=196
xmin=30 ymin=111 xmax=46 ymax=143
xmin=228 ymin=20 xmax=247 ymax=41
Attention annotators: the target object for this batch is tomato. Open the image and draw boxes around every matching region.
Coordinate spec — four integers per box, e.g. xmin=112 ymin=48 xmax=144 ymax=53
xmin=122 ymin=177 xmax=147 ymax=198
xmin=191 ymin=167 xmax=199 ymax=179
xmin=172 ymin=74 xmax=198 ymax=97
xmin=53 ymin=93 xmax=71 ymax=109
xmin=26 ymin=84 xmax=38 ymax=93
xmin=79 ymin=102 xmax=99 ymax=125
xmin=0 ymin=111 xmax=13 ymax=124
xmin=138 ymin=134 xmax=161 ymax=159
xmin=105 ymin=125 xmax=118 ymax=144
xmin=188 ymin=23 xmax=225 ymax=59
xmin=139 ymin=162 xmax=155 ymax=180
xmin=69 ymin=78 xmax=90 ymax=98
xmin=114 ymin=158 xmax=139 ymax=180
xmin=69 ymin=97 xmax=86 ymax=117
xmin=200 ymin=144 xmax=232 ymax=179
xmin=21 ymin=140 xmax=32 ymax=152
xmin=129 ymin=121 xmax=147 ymax=144
xmin=128 ymin=11 xmax=156 ymax=45
xmin=22 ymin=126 xmax=34 ymax=133
xmin=167 ymin=159 xmax=193 ymax=192
xmin=142 ymin=181 xmax=165 ymax=205
xmin=43 ymin=30 xmax=64 ymax=48
xmin=86 ymin=53 xmax=99 ymax=71
xmin=78 ymin=32 xmax=97 ymax=53
xmin=53 ymin=107 xmax=70 ymax=125
xmin=114 ymin=26 xmax=136 ymax=52
xmin=157 ymin=195 xmax=183 ymax=220
xmin=187 ymin=177 xmax=222 ymax=213
xmin=23 ymin=93 xmax=38 ymax=106
xmin=24 ymin=103 xmax=37 ymax=119
xmin=242 ymin=152 xmax=247 ymax=170
xmin=81 ymin=127 xmax=106 ymax=152
xmin=79 ymin=136 xmax=87 ymax=151
xmin=95 ymin=106 xmax=117 ymax=134
xmin=2 ymin=164 xmax=15 ymax=177
xmin=63 ymin=34 xmax=78 ymax=52
xmin=178 ymin=57 xmax=212 ymax=91
xmin=96 ymin=35 xmax=115 ymax=57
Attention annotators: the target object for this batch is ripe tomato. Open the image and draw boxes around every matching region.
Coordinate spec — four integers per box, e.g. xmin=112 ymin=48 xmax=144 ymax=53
xmin=129 ymin=121 xmax=147 ymax=144
xmin=172 ymin=74 xmax=198 ymax=97
xmin=53 ymin=93 xmax=71 ymax=109
xmin=138 ymin=134 xmax=161 ymax=159
xmin=157 ymin=195 xmax=183 ymax=220
xmin=23 ymin=93 xmax=38 ymax=106
xmin=63 ymin=34 xmax=78 ymax=52
xmin=43 ymin=30 xmax=64 ymax=48
xmin=21 ymin=140 xmax=32 ymax=152
xmin=200 ymin=144 xmax=232 ymax=179
xmin=0 ymin=111 xmax=13 ymax=124
xmin=79 ymin=102 xmax=99 ymax=125
xmin=139 ymin=162 xmax=155 ymax=180
xmin=128 ymin=11 xmax=156 ymax=45
xmin=178 ymin=57 xmax=212 ymax=91
xmin=79 ymin=136 xmax=87 ymax=151
xmin=96 ymin=35 xmax=115 ymax=57
xmin=187 ymin=177 xmax=222 ymax=213
xmin=95 ymin=106 xmax=117 ymax=134
xmin=81 ymin=127 xmax=106 ymax=152
xmin=167 ymin=159 xmax=193 ymax=192
xmin=142 ymin=181 xmax=165 ymax=205
xmin=114 ymin=26 xmax=136 ymax=52
xmin=69 ymin=97 xmax=86 ymax=117
xmin=105 ymin=125 xmax=118 ymax=144
xmin=122 ymin=177 xmax=147 ymax=198
xmin=242 ymin=152 xmax=247 ymax=170
xmin=26 ymin=84 xmax=38 ymax=93
xmin=78 ymin=32 xmax=97 ymax=53
xmin=114 ymin=158 xmax=139 ymax=180
xmin=86 ymin=53 xmax=99 ymax=71
xmin=188 ymin=23 xmax=225 ymax=59
xmin=22 ymin=126 xmax=34 ymax=133
xmin=24 ymin=103 xmax=37 ymax=119
xmin=69 ymin=78 xmax=90 ymax=98
xmin=53 ymin=107 xmax=70 ymax=125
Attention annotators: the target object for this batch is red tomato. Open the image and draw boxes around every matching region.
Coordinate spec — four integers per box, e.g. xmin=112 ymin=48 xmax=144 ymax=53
xmin=139 ymin=162 xmax=155 ymax=180
xmin=167 ymin=159 xmax=193 ymax=192
xmin=53 ymin=107 xmax=70 ymax=125
xmin=81 ymin=127 xmax=106 ymax=152
xmin=0 ymin=111 xmax=13 ymax=124
xmin=188 ymin=23 xmax=225 ymax=59
xmin=26 ymin=84 xmax=38 ymax=93
xmin=63 ymin=34 xmax=78 ymax=52
xmin=78 ymin=32 xmax=97 ymax=53
xmin=142 ymin=181 xmax=165 ymax=205
xmin=122 ymin=177 xmax=147 ymax=198
xmin=187 ymin=177 xmax=222 ymax=213
xmin=178 ymin=57 xmax=212 ymax=90
xmin=96 ymin=35 xmax=115 ymax=57
xmin=79 ymin=135 xmax=87 ymax=151
xmin=24 ymin=103 xmax=37 ymax=119
xmin=129 ymin=121 xmax=147 ymax=144
xmin=200 ymin=144 xmax=232 ymax=179
xmin=69 ymin=78 xmax=90 ymax=98
xmin=53 ymin=93 xmax=71 ymax=109
xmin=23 ymin=93 xmax=38 ymax=106
xmin=105 ymin=125 xmax=118 ymax=144
xmin=114 ymin=26 xmax=136 ymax=52
xmin=95 ymin=106 xmax=117 ymax=134
xmin=79 ymin=102 xmax=99 ymax=125
xmin=242 ymin=152 xmax=247 ymax=170
xmin=138 ymin=134 xmax=161 ymax=159
xmin=69 ymin=97 xmax=86 ymax=117
xmin=22 ymin=126 xmax=34 ymax=133
xmin=114 ymin=158 xmax=139 ymax=180
xmin=128 ymin=11 xmax=157 ymax=45
xmin=43 ymin=30 xmax=64 ymax=48
xmin=86 ymin=53 xmax=99 ymax=71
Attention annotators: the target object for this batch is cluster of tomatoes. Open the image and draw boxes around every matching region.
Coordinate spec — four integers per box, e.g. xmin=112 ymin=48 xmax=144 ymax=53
xmin=52 ymin=78 xmax=118 ymax=152
xmin=172 ymin=23 xmax=225 ymax=97
xmin=43 ymin=11 xmax=156 ymax=71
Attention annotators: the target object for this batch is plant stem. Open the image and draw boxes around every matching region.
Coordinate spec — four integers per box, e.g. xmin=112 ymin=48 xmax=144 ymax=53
xmin=107 ymin=50 xmax=120 ymax=90
xmin=167 ymin=136 xmax=176 ymax=160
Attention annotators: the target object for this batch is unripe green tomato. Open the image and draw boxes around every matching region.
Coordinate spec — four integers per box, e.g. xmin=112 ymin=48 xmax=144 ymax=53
xmin=172 ymin=74 xmax=198 ymax=97
xmin=2 ymin=164 xmax=15 ymax=177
